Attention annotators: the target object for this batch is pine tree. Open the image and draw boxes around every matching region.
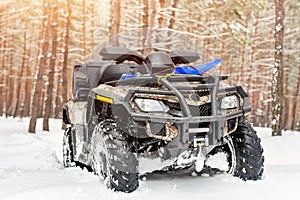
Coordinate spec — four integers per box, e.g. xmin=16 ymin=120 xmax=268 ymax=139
xmin=108 ymin=0 xmax=121 ymax=45
xmin=43 ymin=0 xmax=59 ymax=131
xmin=271 ymin=0 xmax=284 ymax=136
xmin=28 ymin=1 xmax=52 ymax=133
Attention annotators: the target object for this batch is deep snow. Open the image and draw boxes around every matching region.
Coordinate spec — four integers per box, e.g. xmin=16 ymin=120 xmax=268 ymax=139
xmin=0 ymin=117 xmax=300 ymax=200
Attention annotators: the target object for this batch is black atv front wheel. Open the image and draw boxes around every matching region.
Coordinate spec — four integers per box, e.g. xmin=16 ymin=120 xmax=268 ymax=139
xmin=90 ymin=120 xmax=139 ymax=193
xmin=228 ymin=121 xmax=264 ymax=180
xmin=63 ymin=127 xmax=75 ymax=168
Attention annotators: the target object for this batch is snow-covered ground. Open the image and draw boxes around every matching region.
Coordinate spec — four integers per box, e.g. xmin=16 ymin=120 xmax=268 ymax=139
xmin=0 ymin=117 xmax=299 ymax=200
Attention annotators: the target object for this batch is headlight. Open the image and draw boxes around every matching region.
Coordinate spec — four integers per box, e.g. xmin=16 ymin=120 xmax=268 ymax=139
xmin=134 ymin=98 xmax=169 ymax=113
xmin=221 ymin=95 xmax=239 ymax=109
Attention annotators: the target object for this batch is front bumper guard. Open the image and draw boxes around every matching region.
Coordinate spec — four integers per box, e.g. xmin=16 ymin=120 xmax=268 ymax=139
xmin=112 ymin=75 xmax=251 ymax=146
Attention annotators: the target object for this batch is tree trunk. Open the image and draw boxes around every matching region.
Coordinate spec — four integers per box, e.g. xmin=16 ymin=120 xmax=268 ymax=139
xmin=90 ymin=0 xmax=95 ymax=51
xmin=54 ymin=71 xmax=62 ymax=119
xmin=167 ymin=0 xmax=179 ymax=29
xmin=150 ymin=0 xmax=156 ymax=28
xmin=43 ymin=0 xmax=58 ymax=131
xmin=271 ymin=0 xmax=284 ymax=136
xmin=23 ymin=36 xmax=33 ymax=117
xmin=61 ymin=0 xmax=72 ymax=129
xmin=282 ymin=54 xmax=290 ymax=130
xmin=54 ymin=32 xmax=64 ymax=119
xmin=249 ymin=12 xmax=259 ymax=122
xmin=28 ymin=1 xmax=51 ymax=133
xmin=290 ymin=62 xmax=300 ymax=130
xmin=0 ymin=9 xmax=4 ymax=116
xmin=108 ymin=0 xmax=121 ymax=46
xmin=158 ymin=0 xmax=165 ymax=28
xmin=81 ymin=0 xmax=87 ymax=58
xmin=6 ymin=34 xmax=16 ymax=117
xmin=0 ymin=35 xmax=7 ymax=116
xmin=166 ymin=0 xmax=178 ymax=50
xmin=141 ymin=0 xmax=149 ymax=55
xmin=13 ymin=31 xmax=27 ymax=118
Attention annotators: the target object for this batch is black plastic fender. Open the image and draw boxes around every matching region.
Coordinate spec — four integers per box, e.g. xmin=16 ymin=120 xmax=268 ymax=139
xmin=63 ymin=103 xmax=71 ymax=124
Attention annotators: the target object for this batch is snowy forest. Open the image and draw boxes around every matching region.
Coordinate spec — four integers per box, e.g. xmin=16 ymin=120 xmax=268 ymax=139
xmin=0 ymin=0 xmax=299 ymax=133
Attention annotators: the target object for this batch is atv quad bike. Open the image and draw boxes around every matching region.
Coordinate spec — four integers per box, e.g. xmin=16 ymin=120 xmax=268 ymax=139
xmin=62 ymin=30 xmax=264 ymax=193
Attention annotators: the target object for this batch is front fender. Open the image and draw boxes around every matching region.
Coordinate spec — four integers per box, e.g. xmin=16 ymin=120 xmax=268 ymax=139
xmin=88 ymin=84 xmax=126 ymax=104
xmin=88 ymin=84 xmax=150 ymax=138
xmin=63 ymin=102 xmax=71 ymax=124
